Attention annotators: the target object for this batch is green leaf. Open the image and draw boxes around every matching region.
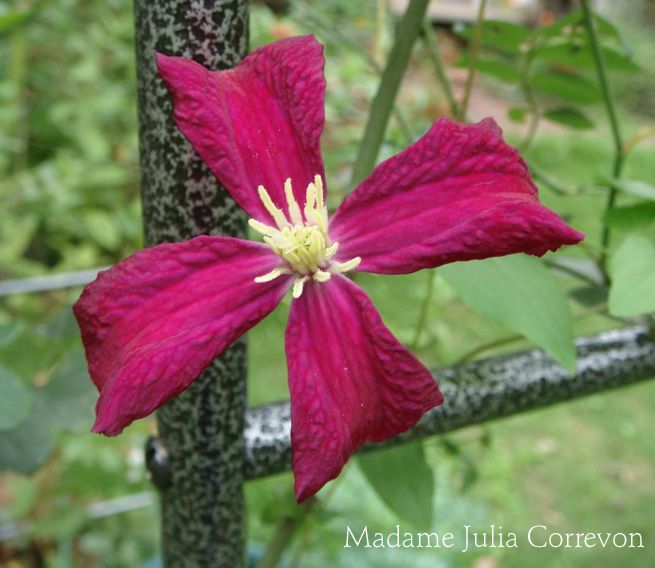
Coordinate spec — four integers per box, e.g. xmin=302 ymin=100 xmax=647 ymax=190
xmin=457 ymin=20 xmax=531 ymax=55
xmin=0 ymin=393 xmax=56 ymax=474
xmin=441 ymin=255 xmax=576 ymax=372
xmin=0 ymin=367 xmax=32 ymax=431
xmin=543 ymin=107 xmax=595 ymax=129
xmin=531 ymin=71 xmax=601 ymax=105
xmin=508 ymin=107 xmax=528 ymax=123
xmin=41 ymin=350 xmax=95 ymax=432
xmin=357 ymin=442 xmax=434 ymax=530
xmin=0 ymin=10 xmax=31 ymax=34
xmin=569 ymin=285 xmax=608 ymax=308
xmin=539 ymin=9 xmax=623 ymax=43
xmin=456 ymin=54 xmax=520 ymax=83
xmin=83 ymin=210 xmax=122 ymax=250
xmin=439 ymin=439 xmax=478 ymax=492
xmin=606 ymin=179 xmax=655 ymax=202
xmin=0 ymin=327 xmax=65 ymax=381
xmin=0 ymin=0 xmax=48 ymax=37
xmin=0 ymin=323 xmax=21 ymax=348
xmin=608 ymin=231 xmax=655 ymax=317
xmin=606 ymin=203 xmax=655 ymax=233
xmin=535 ymin=44 xmax=640 ymax=73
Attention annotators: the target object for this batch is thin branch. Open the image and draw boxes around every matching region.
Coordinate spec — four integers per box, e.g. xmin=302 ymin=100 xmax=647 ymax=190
xmin=543 ymin=259 xmax=601 ymax=286
xmin=421 ymin=19 xmax=461 ymax=119
xmin=460 ymin=0 xmax=489 ymax=117
xmin=350 ymin=0 xmax=430 ymax=185
xmin=411 ymin=269 xmax=437 ymax=351
xmin=528 ymin=159 xmax=581 ymax=196
xmin=256 ymin=498 xmax=317 ymax=568
xmin=622 ymin=126 xmax=655 ymax=157
xmin=292 ymin=1 xmax=414 ymax=143
xmin=580 ymin=0 xmax=624 ymax=282
xmin=518 ymin=48 xmax=541 ymax=151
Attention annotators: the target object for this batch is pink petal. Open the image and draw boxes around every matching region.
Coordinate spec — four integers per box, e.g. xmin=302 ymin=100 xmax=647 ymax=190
xmin=73 ymin=236 xmax=291 ymax=436
xmin=329 ymin=118 xmax=584 ymax=274
xmin=156 ymin=35 xmax=326 ymax=223
xmin=285 ymin=276 xmax=443 ymax=502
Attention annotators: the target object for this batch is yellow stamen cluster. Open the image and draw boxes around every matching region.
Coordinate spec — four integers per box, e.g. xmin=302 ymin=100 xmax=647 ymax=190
xmin=249 ymin=175 xmax=360 ymax=298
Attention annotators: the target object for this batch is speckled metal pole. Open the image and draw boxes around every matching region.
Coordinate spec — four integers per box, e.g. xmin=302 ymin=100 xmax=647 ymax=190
xmin=134 ymin=2 xmax=249 ymax=567
xmin=244 ymin=326 xmax=655 ymax=478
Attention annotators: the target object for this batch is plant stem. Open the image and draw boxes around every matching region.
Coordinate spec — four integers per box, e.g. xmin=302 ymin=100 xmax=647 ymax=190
xmin=518 ymin=47 xmax=540 ymax=151
xmin=410 ymin=0 xmax=488 ymax=354
xmin=350 ymin=0 xmax=430 ymax=185
xmin=455 ymin=302 xmax=613 ymax=365
xmin=8 ymin=33 xmax=27 ymax=173
xmin=256 ymin=499 xmax=317 ymax=568
xmin=543 ymin=259 xmax=601 ymax=286
xmin=581 ymin=0 xmax=624 ymax=282
xmin=527 ymin=159 xmax=580 ymax=196
xmin=622 ymin=126 xmax=655 ymax=157
xmin=460 ymin=0 xmax=488 ymax=118
xmin=293 ymin=2 xmax=414 ymax=143
xmin=421 ymin=19 xmax=461 ymax=119
xmin=411 ymin=270 xmax=436 ymax=351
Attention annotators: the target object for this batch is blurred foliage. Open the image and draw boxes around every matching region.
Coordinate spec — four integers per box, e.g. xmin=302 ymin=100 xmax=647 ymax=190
xmin=0 ymin=0 xmax=654 ymax=565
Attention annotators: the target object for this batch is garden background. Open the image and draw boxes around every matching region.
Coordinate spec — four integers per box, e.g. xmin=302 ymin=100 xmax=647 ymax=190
xmin=1 ymin=0 xmax=654 ymax=566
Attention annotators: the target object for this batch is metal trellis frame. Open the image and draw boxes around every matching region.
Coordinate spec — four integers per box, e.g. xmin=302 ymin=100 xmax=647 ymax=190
xmin=0 ymin=1 xmax=646 ymax=566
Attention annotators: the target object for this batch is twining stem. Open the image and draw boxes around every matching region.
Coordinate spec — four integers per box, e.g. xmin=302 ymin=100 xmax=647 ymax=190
xmin=421 ymin=18 xmax=462 ymax=120
xmin=350 ymin=0 xmax=430 ymax=185
xmin=460 ymin=0 xmax=488 ymax=118
xmin=580 ymin=0 xmax=624 ymax=282
xmin=411 ymin=270 xmax=436 ymax=351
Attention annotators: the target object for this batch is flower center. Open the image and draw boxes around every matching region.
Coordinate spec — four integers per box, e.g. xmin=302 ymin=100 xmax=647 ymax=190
xmin=249 ymin=175 xmax=360 ymax=298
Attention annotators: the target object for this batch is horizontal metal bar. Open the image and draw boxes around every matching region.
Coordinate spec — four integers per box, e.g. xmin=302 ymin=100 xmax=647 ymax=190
xmin=0 ymin=268 xmax=106 ymax=297
xmin=243 ymin=325 xmax=655 ymax=479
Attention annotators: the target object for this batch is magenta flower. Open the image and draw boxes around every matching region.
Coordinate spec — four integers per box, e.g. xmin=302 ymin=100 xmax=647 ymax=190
xmin=74 ymin=36 xmax=583 ymax=502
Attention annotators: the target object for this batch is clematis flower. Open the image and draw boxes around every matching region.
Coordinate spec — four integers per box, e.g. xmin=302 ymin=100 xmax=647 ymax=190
xmin=73 ymin=35 xmax=584 ymax=502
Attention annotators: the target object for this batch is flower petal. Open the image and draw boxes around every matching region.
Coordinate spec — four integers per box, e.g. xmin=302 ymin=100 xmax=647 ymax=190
xmin=156 ymin=35 xmax=326 ymax=223
xmin=73 ymin=236 xmax=291 ymax=436
xmin=329 ymin=118 xmax=584 ymax=274
xmin=285 ymin=276 xmax=443 ymax=502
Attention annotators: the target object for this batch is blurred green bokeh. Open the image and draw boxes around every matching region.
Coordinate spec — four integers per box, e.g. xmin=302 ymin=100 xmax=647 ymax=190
xmin=1 ymin=0 xmax=654 ymax=566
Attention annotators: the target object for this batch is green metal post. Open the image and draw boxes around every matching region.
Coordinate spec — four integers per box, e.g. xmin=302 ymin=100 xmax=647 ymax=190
xmin=134 ymin=2 xmax=249 ymax=566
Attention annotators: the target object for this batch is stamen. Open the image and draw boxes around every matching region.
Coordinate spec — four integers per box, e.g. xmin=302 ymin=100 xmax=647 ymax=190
xmin=292 ymin=276 xmax=309 ymax=298
xmin=325 ymin=242 xmax=339 ymax=259
xmin=329 ymin=256 xmax=361 ymax=274
xmin=305 ymin=181 xmax=316 ymax=216
xmin=250 ymin=175 xmax=362 ymax=299
xmin=313 ymin=269 xmax=331 ymax=282
xmin=314 ymin=175 xmax=324 ymax=210
xmin=284 ymin=178 xmax=303 ymax=225
xmin=258 ymin=185 xmax=289 ymax=229
xmin=254 ymin=267 xmax=291 ymax=283
xmin=248 ymin=218 xmax=278 ymax=237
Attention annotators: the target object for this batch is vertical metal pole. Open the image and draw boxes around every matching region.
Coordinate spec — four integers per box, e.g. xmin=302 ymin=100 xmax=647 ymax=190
xmin=133 ymin=2 xmax=249 ymax=566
